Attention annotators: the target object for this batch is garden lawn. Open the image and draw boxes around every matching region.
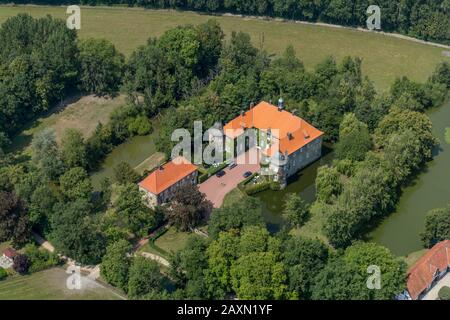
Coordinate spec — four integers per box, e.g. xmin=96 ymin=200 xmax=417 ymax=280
xmin=0 ymin=268 xmax=125 ymax=300
xmin=0 ymin=5 xmax=448 ymax=91
xmin=139 ymin=227 xmax=200 ymax=258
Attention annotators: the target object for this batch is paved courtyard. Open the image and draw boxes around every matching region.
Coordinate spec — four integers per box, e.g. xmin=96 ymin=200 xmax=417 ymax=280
xmin=199 ymin=148 xmax=261 ymax=208
xmin=422 ymin=273 xmax=450 ymax=300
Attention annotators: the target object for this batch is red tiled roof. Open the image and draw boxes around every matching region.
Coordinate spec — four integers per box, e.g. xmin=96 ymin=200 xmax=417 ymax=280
xmin=3 ymin=248 xmax=17 ymax=259
xmin=138 ymin=156 xmax=197 ymax=195
xmin=407 ymin=240 xmax=450 ymax=300
xmin=223 ymin=101 xmax=323 ymax=155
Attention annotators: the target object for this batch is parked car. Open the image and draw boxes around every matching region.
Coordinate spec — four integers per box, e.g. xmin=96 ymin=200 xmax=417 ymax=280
xmin=228 ymin=161 xmax=237 ymax=169
xmin=216 ymin=170 xmax=226 ymax=178
xmin=243 ymin=171 xmax=252 ymax=178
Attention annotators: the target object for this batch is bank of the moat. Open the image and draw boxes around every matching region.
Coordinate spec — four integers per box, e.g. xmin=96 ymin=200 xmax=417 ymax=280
xmin=255 ymin=100 xmax=450 ymax=256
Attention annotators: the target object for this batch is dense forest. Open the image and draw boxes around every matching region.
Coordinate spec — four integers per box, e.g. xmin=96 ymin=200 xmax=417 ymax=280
xmin=1 ymin=0 xmax=449 ymax=44
xmin=0 ymin=13 xmax=449 ymax=300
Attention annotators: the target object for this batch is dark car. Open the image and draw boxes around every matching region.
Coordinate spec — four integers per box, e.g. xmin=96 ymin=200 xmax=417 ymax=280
xmin=228 ymin=161 xmax=237 ymax=169
xmin=215 ymin=170 xmax=226 ymax=178
xmin=243 ymin=171 xmax=252 ymax=178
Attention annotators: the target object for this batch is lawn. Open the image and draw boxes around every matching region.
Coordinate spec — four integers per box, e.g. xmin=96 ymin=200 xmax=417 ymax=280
xmin=0 ymin=267 xmax=126 ymax=300
xmin=8 ymin=94 xmax=126 ymax=154
xmin=404 ymin=249 xmax=428 ymax=269
xmin=139 ymin=227 xmax=200 ymax=258
xmin=221 ymin=187 xmax=246 ymax=207
xmin=0 ymin=5 xmax=448 ymax=91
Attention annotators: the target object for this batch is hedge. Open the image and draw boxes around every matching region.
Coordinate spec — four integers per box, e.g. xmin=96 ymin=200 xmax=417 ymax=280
xmin=244 ymin=180 xmax=272 ymax=195
xmin=197 ymin=162 xmax=229 ymax=183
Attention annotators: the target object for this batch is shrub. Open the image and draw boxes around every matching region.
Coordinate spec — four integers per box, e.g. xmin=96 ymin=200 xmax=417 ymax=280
xmin=128 ymin=115 xmax=152 ymax=136
xmin=438 ymin=286 xmax=450 ymax=300
xmin=0 ymin=267 xmax=7 ymax=281
xmin=198 ymin=173 xmax=209 ymax=183
xmin=13 ymin=254 xmax=30 ymax=275
xmin=244 ymin=181 xmax=271 ymax=195
xmin=24 ymin=244 xmax=61 ymax=273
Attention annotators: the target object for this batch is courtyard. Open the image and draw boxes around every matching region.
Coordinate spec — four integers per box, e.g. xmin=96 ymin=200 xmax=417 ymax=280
xmin=199 ymin=148 xmax=261 ymax=208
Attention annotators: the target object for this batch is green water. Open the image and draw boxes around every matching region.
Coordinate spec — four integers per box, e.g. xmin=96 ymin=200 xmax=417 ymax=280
xmin=369 ymin=100 xmax=450 ymax=256
xmin=90 ymin=134 xmax=157 ymax=189
xmin=254 ymin=145 xmax=334 ymax=231
xmin=255 ymin=101 xmax=450 ymax=256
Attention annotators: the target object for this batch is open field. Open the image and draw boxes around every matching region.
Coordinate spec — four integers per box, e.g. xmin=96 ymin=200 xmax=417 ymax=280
xmin=8 ymin=94 xmax=126 ymax=153
xmin=0 ymin=267 xmax=126 ymax=300
xmin=0 ymin=5 xmax=448 ymax=91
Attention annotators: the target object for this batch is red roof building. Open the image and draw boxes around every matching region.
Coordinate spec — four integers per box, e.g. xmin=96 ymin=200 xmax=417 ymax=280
xmin=3 ymin=248 xmax=17 ymax=260
xmin=407 ymin=240 xmax=450 ymax=300
xmin=138 ymin=156 xmax=198 ymax=208
xmin=223 ymin=100 xmax=324 ymax=187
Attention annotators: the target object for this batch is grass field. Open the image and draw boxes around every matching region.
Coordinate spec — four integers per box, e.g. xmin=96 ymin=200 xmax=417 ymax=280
xmin=0 ymin=5 xmax=448 ymax=91
xmin=139 ymin=227 xmax=199 ymax=258
xmin=0 ymin=268 xmax=126 ymax=300
xmin=8 ymin=94 xmax=126 ymax=153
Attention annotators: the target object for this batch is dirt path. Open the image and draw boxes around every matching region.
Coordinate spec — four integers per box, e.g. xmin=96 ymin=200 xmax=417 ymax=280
xmin=139 ymin=252 xmax=170 ymax=267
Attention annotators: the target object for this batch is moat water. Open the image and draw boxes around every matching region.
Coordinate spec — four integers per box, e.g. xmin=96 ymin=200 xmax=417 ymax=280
xmin=255 ymin=100 xmax=450 ymax=256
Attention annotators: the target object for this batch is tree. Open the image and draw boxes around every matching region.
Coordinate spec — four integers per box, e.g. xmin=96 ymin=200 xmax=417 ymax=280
xmin=60 ymin=128 xmax=87 ymax=169
xmin=114 ymin=183 xmax=157 ymax=236
xmin=315 ymin=165 xmax=342 ymax=204
xmin=167 ymin=185 xmax=213 ymax=231
xmin=59 ymin=167 xmax=93 ymax=201
xmin=78 ymin=38 xmax=124 ymax=96
xmin=430 ymin=62 xmax=450 ymax=88
xmin=230 ymin=252 xmax=289 ymax=300
xmin=343 ymin=242 xmax=406 ymax=300
xmin=31 ymin=128 xmax=64 ymax=180
xmin=282 ymin=193 xmax=309 ymax=228
xmin=208 ymin=196 xmax=264 ymax=238
xmin=169 ymin=236 xmax=209 ymax=299
xmin=204 ymin=230 xmax=239 ymax=299
xmin=13 ymin=254 xmax=30 ymax=275
xmin=0 ymin=191 xmax=31 ymax=247
xmin=101 ymin=239 xmax=132 ymax=292
xmin=113 ymin=162 xmax=139 ymax=185
xmin=283 ymin=236 xmax=329 ymax=299
xmin=335 ymin=113 xmax=373 ymax=161
xmin=421 ymin=206 xmax=450 ymax=248
xmin=313 ymin=242 xmax=406 ymax=300
xmin=98 ymin=177 xmax=112 ymax=209
xmin=312 ymin=256 xmax=369 ymax=300
xmin=128 ymin=256 xmax=165 ymax=299
xmin=374 ymin=107 xmax=437 ymax=161
xmin=50 ymin=199 xmax=106 ymax=265
xmin=0 ymin=14 xmax=78 ymax=137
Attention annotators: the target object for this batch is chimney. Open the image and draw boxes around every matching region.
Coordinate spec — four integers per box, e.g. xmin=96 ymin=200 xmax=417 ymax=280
xmin=303 ymin=130 xmax=310 ymax=139
xmin=249 ymin=101 xmax=255 ymax=110
xmin=278 ymin=97 xmax=284 ymax=111
xmin=287 ymin=132 xmax=293 ymax=140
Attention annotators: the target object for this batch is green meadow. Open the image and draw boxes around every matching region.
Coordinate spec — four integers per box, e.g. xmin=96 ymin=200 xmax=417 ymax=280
xmin=0 ymin=5 xmax=448 ymax=91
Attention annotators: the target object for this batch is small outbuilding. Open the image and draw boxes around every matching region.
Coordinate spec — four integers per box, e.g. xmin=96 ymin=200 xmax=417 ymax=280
xmin=0 ymin=248 xmax=17 ymax=269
